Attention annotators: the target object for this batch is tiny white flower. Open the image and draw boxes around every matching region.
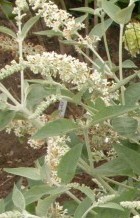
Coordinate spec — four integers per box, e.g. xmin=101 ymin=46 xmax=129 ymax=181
xmin=45 ymin=136 xmax=70 ymax=184
xmin=120 ymin=201 xmax=140 ymax=210
xmin=97 ymin=194 xmax=116 ymax=204
xmin=28 ymin=0 xmax=84 ymax=39
xmin=104 ymin=137 xmax=109 ymax=143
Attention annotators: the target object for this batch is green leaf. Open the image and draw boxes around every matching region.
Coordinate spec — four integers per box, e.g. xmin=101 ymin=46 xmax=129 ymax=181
xmin=92 ymin=105 xmax=138 ymax=124
xmin=24 ymin=187 xmax=52 ymax=206
xmin=120 ymin=140 xmax=140 ymax=152
xmin=113 ymin=143 xmax=140 ymax=175
xmin=114 ymin=189 xmax=138 ymax=204
xmin=63 ymin=200 xmax=78 ymax=216
xmin=97 ymin=202 xmax=124 ymax=211
xmin=118 ymin=0 xmax=129 ymax=2
xmin=125 ymin=83 xmax=140 ymax=105
xmin=0 ymin=199 xmax=5 ymax=213
xmin=75 ymin=14 xmax=88 ymax=23
xmin=114 ymin=3 xmax=135 ymax=24
xmin=102 ymin=0 xmax=134 ymax=24
xmin=34 ymin=30 xmax=62 ymax=37
xmin=33 ymin=118 xmax=79 ymax=140
xmin=36 ymin=196 xmax=57 ymax=217
xmin=26 ymin=84 xmax=49 ymax=109
xmin=12 ymin=184 xmax=25 ymax=211
xmin=94 ymin=98 xmax=106 ymax=110
xmin=4 ymin=167 xmax=41 ymax=180
xmin=70 ymin=184 xmax=95 ymax=201
xmin=27 ymin=83 xmax=74 ymax=110
xmin=0 ymin=26 xmax=16 ymax=38
xmin=21 ymin=15 xmax=40 ymax=39
xmin=24 ymin=185 xmax=69 ymax=205
xmin=132 ymin=0 xmax=140 ymax=2
xmin=71 ymin=7 xmax=94 ymax=15
xmin=93 ymin=157 xmax=133 ymax=177
xmin=94 ymin=190 xmax=136 ymax=218
xmin=89 ymin=18 xmax=112 ymax=38
xmin=109 ymin=0 xmax=118 ymax=3
xmin=39 ymin=162 xmax=50 ymax=182
xmin=0 ymin=110 xmax=15 ymax=130
xmin=74 ymin=198 xmax=92 ymax=218
xmin=0 ymin=93 xmax=7 ymax=110
xmin=95 ymin=209 xmax=129 ymax=218
xmin=72 ymin=89 xmax=85 ymax=104
xmin=58 ymin=144 xmax=83 ymax=183
xmin=93 ymin=8 xmax=102 ymax=17
xmin=110 ymin=73 xmax=137 ymax=92
xmin=111 ymin=116 xmax=138 ymax=136
xmin=101 ymin=0 xmax=120 ymax=23
xmin=122 ymin=60 xmax=137 ymax=68
xmin=0 ymin=0 xmax=13 ymax=18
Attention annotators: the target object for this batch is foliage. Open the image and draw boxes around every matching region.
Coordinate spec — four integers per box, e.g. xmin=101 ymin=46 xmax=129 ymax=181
xmin=0 ymin=0 xmax=140 ymax=217
xmin=0 ymin=0 xmax=13 ymax=19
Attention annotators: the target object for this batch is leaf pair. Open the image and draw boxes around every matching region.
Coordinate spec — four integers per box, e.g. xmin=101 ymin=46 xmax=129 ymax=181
xmin=94 ymin=142 xmax=140 ymax=177
xmin=0 ymin=15 xmax=40 ymax=40
xmin=101 ymin=0 xmax=135 ymax=25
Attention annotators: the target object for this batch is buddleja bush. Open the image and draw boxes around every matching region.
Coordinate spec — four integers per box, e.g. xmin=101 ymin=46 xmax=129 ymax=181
xmin=0 ymin=0 xmax=140 ymax=217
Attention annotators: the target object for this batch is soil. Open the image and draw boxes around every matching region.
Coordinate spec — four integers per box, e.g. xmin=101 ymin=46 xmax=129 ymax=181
xmin=0 ymin=136 xmax=46 ymax=198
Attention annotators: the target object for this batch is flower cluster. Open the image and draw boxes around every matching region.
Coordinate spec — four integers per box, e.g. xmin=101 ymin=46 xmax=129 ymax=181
xmin=92 ymin=150 xmax=106 ymax=162
xmin=26 ymin=51 xmax=90 ymax=90
xmin=0 ymin=210 xmax=41 ymax=218
xmin=25 ymin=51 xmax=118 ymax=103
xmin=47 ymin=202 xmax=70 ymax=218
xmin=123 ymin=22 xmax=140 ymax=57
xmin=89 ymin=70 xmax=108 ymax=93
xmin=77 ymin=35 xmax=100 ymax=48
xmin=28 ymin=0 xmax=48 ymax=10
xmin=6 ymin=119 xmax=35 ymax=137
xmin=6 ymin=116 xmax=47 ymax=149
xmin=0 ymin=35 xmax=17 ymax=56
xmin=23 ymin=43 xmax=45 ymax=57
xmin=106 ymin=148 xmax=117 ymax=160
xmin=0 ymin=35 xmax=45 ymax=60
xmin=89 ymin=71 xmax=119 ymax=104
xmin=97 ymin=194 xmax=116 ymax=204
xmin=45 ymin=136 xmax=70 ymax=184
xmin=0 ymin=60 xmax=23 ymax=80
xmin=90 ymin=121 xmax=118 ymax=151
xmin=28 ymin=0 xmax=84 ymax=39
xmin=12 ymin=0 xmax=28 ymax=28
xmin=120 ymin=201 xmax=140 ymax=210
xmin=30 ymin=94 xmax=59 ymax=119
xmin=27 ymin=138 xmax=45 ymax=149
xmin=0 ymin=210 xmax=22 ymax=218
xmin=15 ymin=0 xmax=28 ymax=11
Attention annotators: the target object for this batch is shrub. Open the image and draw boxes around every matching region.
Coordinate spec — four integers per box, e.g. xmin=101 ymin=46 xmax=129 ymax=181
xmin=0 ymin=0 xmax=140 ymax=217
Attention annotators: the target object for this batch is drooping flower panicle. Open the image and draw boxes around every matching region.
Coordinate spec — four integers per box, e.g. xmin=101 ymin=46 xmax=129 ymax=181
xmin=120 ymin=201 xmax=140 ymax=210
xmin=28 ymin=0 xmax=85 ymax=39
xmin=45 ymin=136 xmax=70 ymax=184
